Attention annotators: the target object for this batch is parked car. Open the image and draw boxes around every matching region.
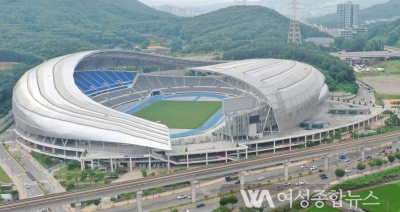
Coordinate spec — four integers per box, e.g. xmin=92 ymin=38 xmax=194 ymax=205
xmin=366 ymin=155 xmax=373 ymax=159
xmin=344 ymin=158 xmax=351 ymax=162
xmin=178 ymin=195 xmax=187 ymax=199
xmin=188 ymin=196 xmax=191 ymax=199
xmin=310 ymin=166 xmax=317 ymax=170
xmin=295 ymin=181 xmax=304 ymax=186
xmin=196 ymin=203 xmax=206 ymax=208
xmin=345 ymin=170 xmax=352 ymax=173
xmin=234 ymin=180 xmax=240 ymax=184
xmin=258 ymin=176 xmax=265 ymax=181
xmin=25 ymin=184 xmax=30 ymax=189
xmin=276 ymin=187 xmax=284 ymax=191
xmin=283 ymin=182 xmax=291 ymax=186
xmin=300 ymin=165 xmax=308 ymax=168
xmin=357 ymin=157 xmax=362 ymax=161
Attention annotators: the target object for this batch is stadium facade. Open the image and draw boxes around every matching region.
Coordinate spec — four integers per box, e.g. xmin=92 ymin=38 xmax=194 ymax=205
xmin=12 ymin=50 xmax=333 ymax=170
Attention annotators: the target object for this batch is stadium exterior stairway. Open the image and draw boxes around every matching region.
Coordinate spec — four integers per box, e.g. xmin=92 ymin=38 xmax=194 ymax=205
xmin=150 ymin=151 xmax=177 ymax=164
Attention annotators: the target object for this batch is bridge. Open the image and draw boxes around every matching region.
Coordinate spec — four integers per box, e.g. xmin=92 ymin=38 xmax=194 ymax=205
xmin=1 ymin=132 xmax=399 ymax=212
xmin=330 ymin=51 xmax=400 ymax=59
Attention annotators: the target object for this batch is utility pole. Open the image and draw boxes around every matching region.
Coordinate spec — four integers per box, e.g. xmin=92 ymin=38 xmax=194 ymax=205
xmin=287 ymin=0 xmax=302 ymax=45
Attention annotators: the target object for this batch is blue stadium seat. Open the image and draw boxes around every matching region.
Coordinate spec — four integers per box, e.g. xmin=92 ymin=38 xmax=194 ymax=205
xmin=74 ymin=71 xmax=137 ymax=96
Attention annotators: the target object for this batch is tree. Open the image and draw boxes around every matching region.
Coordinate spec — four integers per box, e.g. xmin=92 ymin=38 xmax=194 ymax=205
xmin=228 ymin=195 xmax=238 ymax=209
xmin=143 ymin=190 xmax=150 ymax=200
xmin=93 ymin=198 xmax=101 ymax=209
xmin=110 ymin=196 xmax=116 ymax=207
xmin=374 ymin=158 xmax=383 ymax=169
xmin=172 ymin=184 xmax=178 ymax=194
xmin=356 ymin=163 xmax=366 ymax=174
xmin=141 ymin=168 xmax=148 ymax=177
xmin=395 ymin=153 xmax=400 ymax=163
xmin=368 ymin=160 xmax=376 ymax=172
xmin=335 ymin=168 xmax=345 ymax=180
xmin=43 ymin=189 xmax=49 ymax=195
xmin=383 ymin=159 xmax=388 ymax=167
xmin=171 ymin=209 xmax=179 ymax=212
xmin=334 ymin=130 xmax=342 ymax=141
xmin=388 ymin=155 xmax=395 ymax=165
xmin=94 ymin=171 xmax=105 ymax=185
xmin=155 ymin=186 xmax=163 ymax=197
xmin=66 ymin=181 xmax=75 ymax=190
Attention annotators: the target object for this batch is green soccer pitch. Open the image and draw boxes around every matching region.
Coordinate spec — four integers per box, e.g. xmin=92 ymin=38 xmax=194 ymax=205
xmin=133 ymin=100 xmax=222 ymax=129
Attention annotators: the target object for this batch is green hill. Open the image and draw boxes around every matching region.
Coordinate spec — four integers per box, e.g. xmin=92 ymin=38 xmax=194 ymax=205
xmin=179 ymin=6 xmax=329 ymax=53
xmin=368 ymin=18 xmax=400 ymax=47
xmin=0 ymin=0 xmax=180 ymax=58
xmin=307 ymin=0 xmax=400 ymax=28
xmin=98 ymin=0 xmax=177 ymax=18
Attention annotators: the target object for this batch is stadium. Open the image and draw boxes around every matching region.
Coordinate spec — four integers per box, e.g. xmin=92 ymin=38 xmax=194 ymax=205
xmin=12 ymin=50 xmax=347 ymax=171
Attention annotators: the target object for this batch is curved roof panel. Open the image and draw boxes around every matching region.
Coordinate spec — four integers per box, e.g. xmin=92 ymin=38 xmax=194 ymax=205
xmin=194 ymin=59 xmax=327 ymax=131
xmin=13 ymin=51 xmax=171 ymax=150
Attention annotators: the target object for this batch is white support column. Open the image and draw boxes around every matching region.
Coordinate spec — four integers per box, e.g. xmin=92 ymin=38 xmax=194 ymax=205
xmin=136 ymin=191 xmax=143 ymax=212
xmin=75 ymin=140 xmax=78 ymax=148
xmin=360 ymin=148 xmax=365 ymax=161
xmin=76 ymin=151 xmax=78 ymax=158
xmin=81 ymin=160 xmax=85 ymax=171
xmin=88 ymin=141 xmax=91 ymax=150
xmin=111 ymin=158 xmax=114 ymax=172
xmin=130 ymin=158 xmax=133 ymax=172
xmin=289 ymin=138 xmax=292 ymax=151
xmin=167 ymin=155 xmax=170 ymax=171
xmin=245 ymin=148 xmax=248 ymax=159
xmin=240 ymin=171 xmax=245 ymax=190
xmin=148 ymin=157 xmax=151 ymax=171
xmin=273 ymin=141 xmax=276 ymax=153
xmin=206 ymin=153 xmax=208 ymax=165
xmin=186 ymin=154 xmax=189 ymax=169
xmin=64 ymin=150 xmax=66 ymax=155
xmin=225 ymin=151 xmax=228 ymax=163
xmin=52 ymin=148 xmax=55 ymax=154
xmin=91 ymin=159 xmax=94 ymax=169
xmin=75 ymin=202 xmax=82 ymax=212
xmin=191 ymin=180 xmax=198 ymax=203
xmin=255 ymin=143 xmax=258 ymax=156
xmin=284 ymin=162 xmax=289 ymax=181
xmin=324 ymin=155 xmax=329 ymax=171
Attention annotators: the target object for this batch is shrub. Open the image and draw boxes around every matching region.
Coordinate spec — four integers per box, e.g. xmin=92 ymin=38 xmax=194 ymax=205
xmin=115 ymin=167 xmax=127 ymax=173
xmin=332 ymin=166 xmax=400 ymax=190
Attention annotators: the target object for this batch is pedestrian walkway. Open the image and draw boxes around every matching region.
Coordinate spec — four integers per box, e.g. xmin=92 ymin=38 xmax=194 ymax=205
xmin=0 ymin=159 xmax=25 ymax=199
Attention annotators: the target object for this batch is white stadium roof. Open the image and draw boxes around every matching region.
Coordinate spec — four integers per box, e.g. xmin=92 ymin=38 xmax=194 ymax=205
xmin=194 ymin=59 xmax=328 ymax=131
xmin=13 ymin=51 xmax=171 ymax=150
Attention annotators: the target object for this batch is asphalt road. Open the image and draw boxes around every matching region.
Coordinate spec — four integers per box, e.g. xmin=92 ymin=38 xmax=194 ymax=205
xmin=0 ymin=142 xmax=42 ymax=198
xmin=99 ymin=144 xmax=390 ymax=212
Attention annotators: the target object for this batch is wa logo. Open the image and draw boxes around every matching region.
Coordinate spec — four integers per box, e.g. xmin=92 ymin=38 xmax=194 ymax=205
xmin=240 ymin=190 xmax=275 ymax=208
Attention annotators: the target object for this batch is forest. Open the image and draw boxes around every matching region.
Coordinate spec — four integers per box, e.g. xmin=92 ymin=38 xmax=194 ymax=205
xmin=0 ymin=1 xmax=367 ymax=117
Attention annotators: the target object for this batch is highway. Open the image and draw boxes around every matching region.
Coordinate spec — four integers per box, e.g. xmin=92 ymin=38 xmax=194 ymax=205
xmin=101 ymin=144 xmax=388 ymax=212
xmin=0 ymin=132 xmax=399 ymax=212
xmin=330 ymin=51 xmax=400 ymax=58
